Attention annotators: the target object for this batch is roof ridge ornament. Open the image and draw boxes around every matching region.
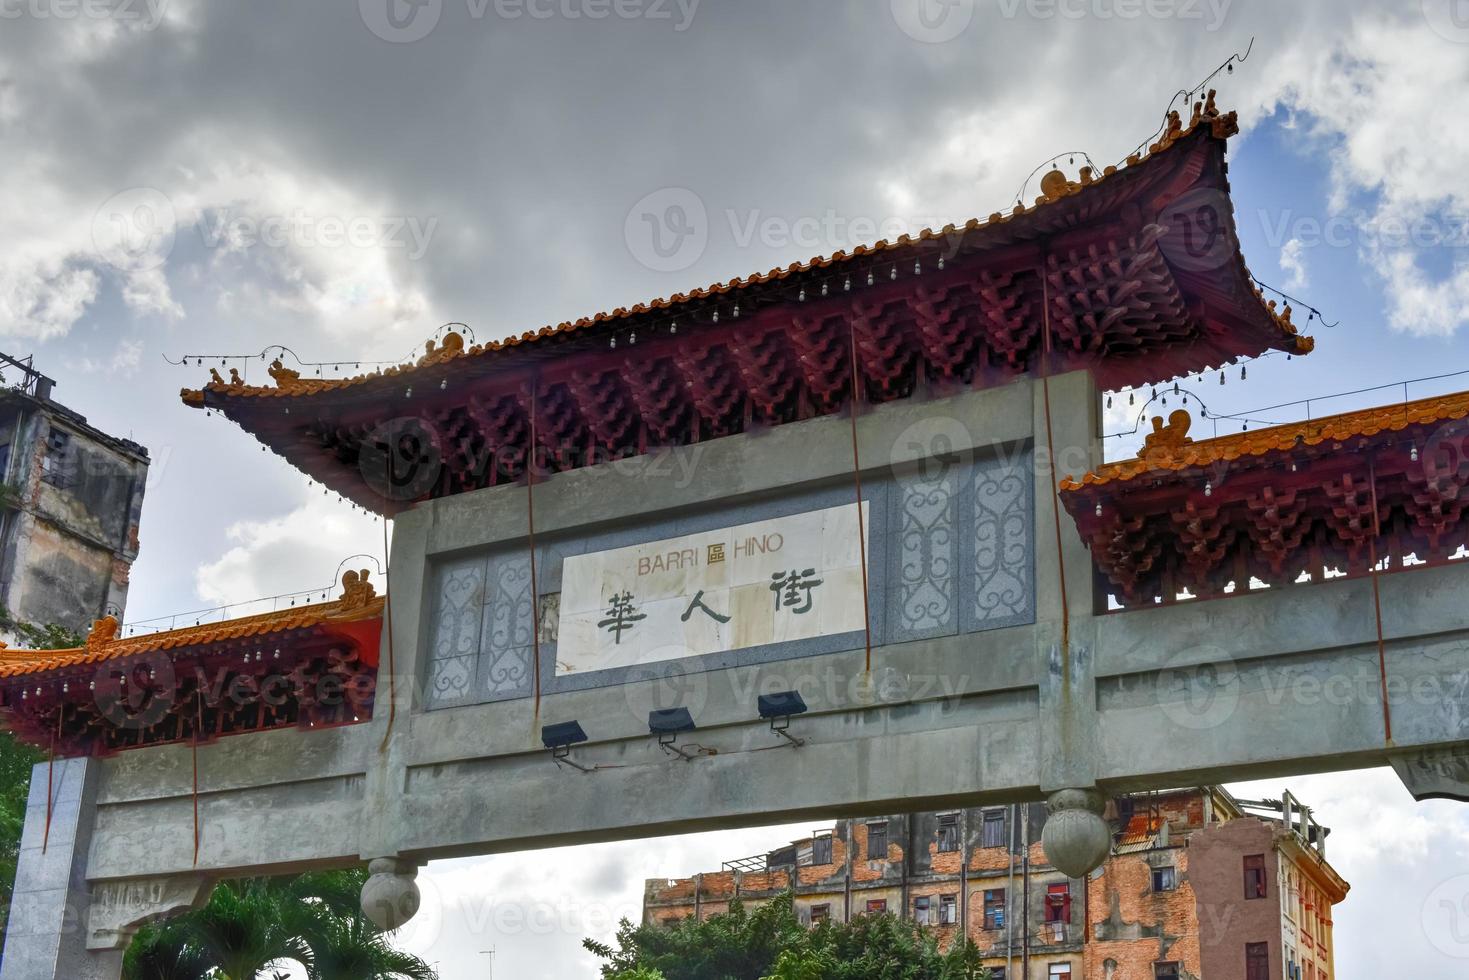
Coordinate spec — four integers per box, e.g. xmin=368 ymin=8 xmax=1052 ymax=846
xmin=1140 ymin=409 xmax=1194 ymax=463
xmin=87 ymin=615 xmax=120 ymax=651
xmin=338 ymin=569 xmax=378 ymax=611
xmin=268 ymin=358 xmax=304 ymax=390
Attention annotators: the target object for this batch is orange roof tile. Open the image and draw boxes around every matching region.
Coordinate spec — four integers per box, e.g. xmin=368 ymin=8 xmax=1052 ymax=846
xmin=1061 ymin=390 xmax=1469 ymax=491
xmin=182 ymin=93 xmax=1300 ymax=408
xmin=0 ymin=572 xmax=384 ymax=679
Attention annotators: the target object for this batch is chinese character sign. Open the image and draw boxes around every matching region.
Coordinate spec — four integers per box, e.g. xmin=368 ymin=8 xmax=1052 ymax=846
xmin=556 ymin=503 xmax=869 ymax=674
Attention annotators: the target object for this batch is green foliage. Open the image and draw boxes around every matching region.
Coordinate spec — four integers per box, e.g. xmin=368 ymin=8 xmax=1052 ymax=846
xmin=123 ymin=869 xmax=438 ymax=980
xmin=0 ymin=731 xmax=42 ymax=956
xmin=0 ymin=606 xmax=84 ymax=651
xmin=586 ymin=897 xmax=989 ymax=980
xmin=0 ymin=483 xmax=22 ymax=513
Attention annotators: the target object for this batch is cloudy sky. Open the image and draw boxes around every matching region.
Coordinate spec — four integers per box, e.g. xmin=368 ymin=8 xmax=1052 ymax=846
xmin=4 ymin=0 xmax=1469 ymax=976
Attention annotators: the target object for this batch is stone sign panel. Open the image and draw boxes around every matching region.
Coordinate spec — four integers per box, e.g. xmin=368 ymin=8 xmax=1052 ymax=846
xmin=555 ymin=502 xmax=870 ymax=674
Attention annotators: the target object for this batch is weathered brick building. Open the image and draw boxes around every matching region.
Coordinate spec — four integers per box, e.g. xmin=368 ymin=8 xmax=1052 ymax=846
xmin=0 ymin=354 xmax=149 ymax=642
xmin=644 ymin=788 xmax=1348 ymax=980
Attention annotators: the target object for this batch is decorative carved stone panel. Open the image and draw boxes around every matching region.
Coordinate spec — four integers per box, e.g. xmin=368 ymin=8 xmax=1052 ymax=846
xmin=968 ymin=451 xmax=1035 ymax=631
xmin=889 ymin=466 xmax=959 ymax=641
xmin=478 ymin=554 xmax=535 ymax=701
xmin=424 ymin=557 xmax=486 ymax=709
xmin=886 ymin=449 xmax=1036 ymax=642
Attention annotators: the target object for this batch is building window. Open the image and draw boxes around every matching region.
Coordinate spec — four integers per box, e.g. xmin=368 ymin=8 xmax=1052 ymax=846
xmin=809 ymin=904 xmax=830 ymax=926
xmin=1153 ymin=866 xmax=1178 ymax=892
xmin=1045 ymin=883 xmax=1072 ymax=923
xmin=937 ymin=813 xmax=960 ymax=853
xmin=866 ymin=899 xmax=888 ymax=914
xmin=991 ymin=970 xmax=1006 ymax=980
xmin=984 ymin=889 xmax=1006 ymax=930
xmin=1155 ymin=963 xmax=1180 ymax=980
xmin=982 ymin=808 xmax=1007 ymax=848
xmin=913 ymin=896 xmax=932 ymax=925
xmin=939 ymin=894 xmax=958 ymax=926
xmin=867 ymin=821 xmax=889 ymax=860
xmin=1245 ymin=942 xmax=1270 ymax=980
xmin=1244 ymin=854 xmax=1268 ymax=899
xmin=1049 ymin=964 xmax=1072 ymax=980
xmin=811 ymin=834 xmax=833 ymax=866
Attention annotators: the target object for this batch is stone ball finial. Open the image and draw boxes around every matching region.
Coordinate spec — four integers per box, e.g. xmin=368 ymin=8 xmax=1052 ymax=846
xmin=1041 ymin=788 xmax=1112 ymax=878
xmin=361 ymin=858 xmax=421 ymax=931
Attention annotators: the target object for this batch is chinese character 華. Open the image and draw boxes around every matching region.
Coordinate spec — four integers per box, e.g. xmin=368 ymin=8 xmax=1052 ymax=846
xmin=598 ymin=591 xmax=647 ymax=644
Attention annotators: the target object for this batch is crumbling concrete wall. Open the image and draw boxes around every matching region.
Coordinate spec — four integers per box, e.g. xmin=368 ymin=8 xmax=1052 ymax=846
xmin=0 ymin=398 xmax=147 ymax=640
xmin=1086 ymin=849 xmax=1199 ymax=980
xmin=1188 ymin=818 xmax=1282 ymax=980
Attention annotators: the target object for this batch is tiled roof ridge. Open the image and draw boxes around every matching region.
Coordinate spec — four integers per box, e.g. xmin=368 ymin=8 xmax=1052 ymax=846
xmin=1061 ymin=388 xmax=1469 ymax=490
xmin=0 ymin=571 xmax=385 ymax=678
xmin=182 ymin=92 xmax=1260 ymax=407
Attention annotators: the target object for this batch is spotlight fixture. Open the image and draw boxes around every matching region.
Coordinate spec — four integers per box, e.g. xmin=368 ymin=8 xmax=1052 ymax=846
xmin=541 ymin=720 xmax=591 ymax=772
xmin=757 ymin=691 xmax=808 ymax=747
xmin=648 ymin=707 xmax=697 ymax=761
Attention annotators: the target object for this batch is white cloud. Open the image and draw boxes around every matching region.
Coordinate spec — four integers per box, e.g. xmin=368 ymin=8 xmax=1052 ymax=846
xmin=1369 ymin=247 xmax=1469 ymax=338
xmin=1251 ymin=9 xmax=1469 ymax=335
xmin=193 ymin=494 xmax=385 ymax=609
xmin=1280 ymin=236 xmax=1309 ymax=290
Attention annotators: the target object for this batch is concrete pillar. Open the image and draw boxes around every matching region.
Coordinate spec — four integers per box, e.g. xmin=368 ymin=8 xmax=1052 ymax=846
xmin=1031 ymin=370 xmax=1104 ymax=794
xmin=0 ymin=758 xmax=123 ymax=980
